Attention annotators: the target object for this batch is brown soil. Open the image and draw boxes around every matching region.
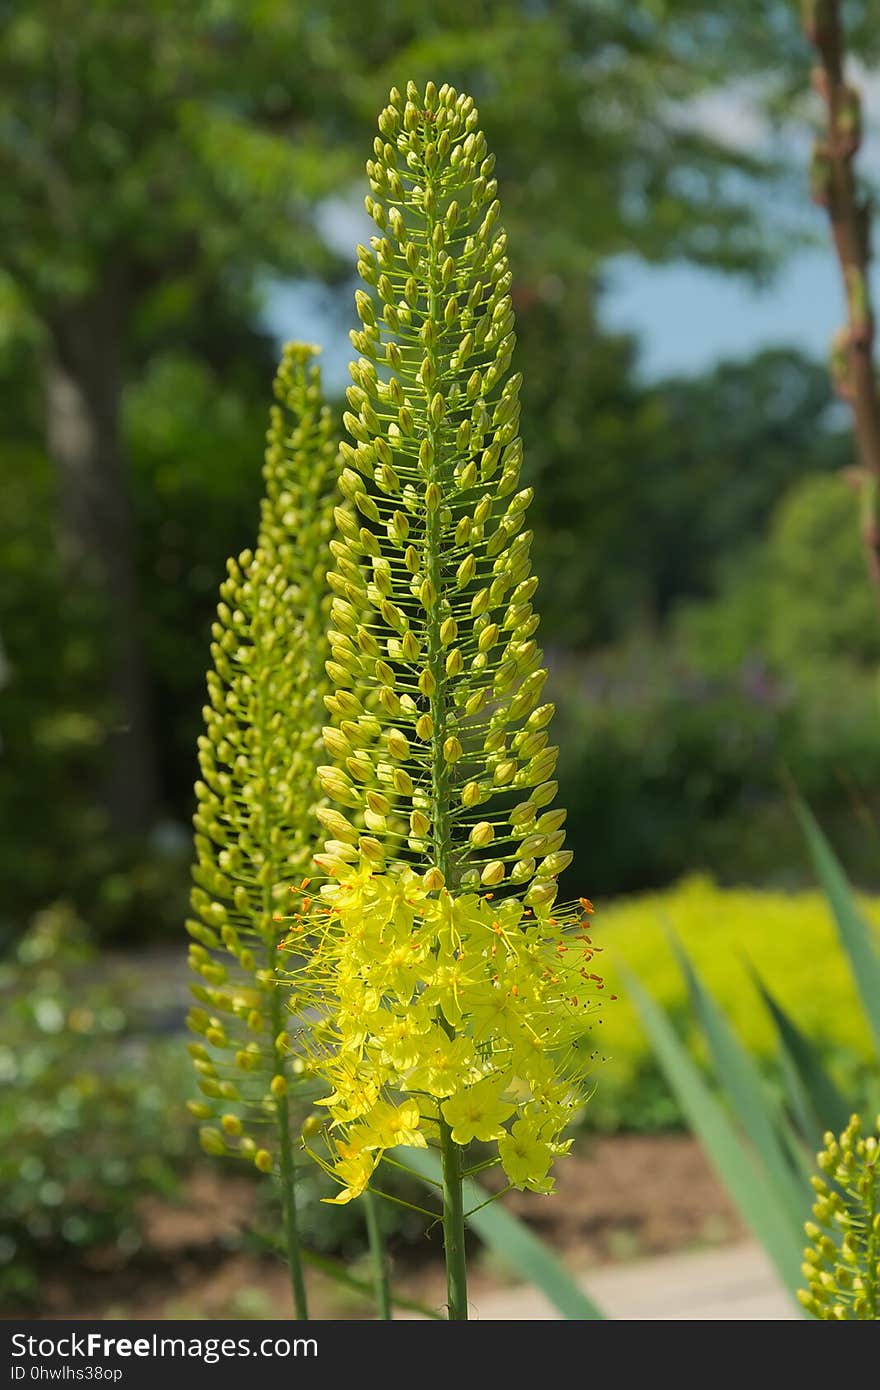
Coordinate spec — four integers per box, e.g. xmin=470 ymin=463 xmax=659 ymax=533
xmin=504 ymin=1132 xmax=743 ymax=1264
xmin=31 ymin=1134 xmax=743 ymax=1320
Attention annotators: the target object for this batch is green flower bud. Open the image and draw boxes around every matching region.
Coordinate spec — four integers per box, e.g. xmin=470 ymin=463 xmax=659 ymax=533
xmin=469 ymin=822 xmax=495 ymax=847
xmin=200 ymin=1127 xmax=226 ymax=1156
xmin=387 ymin=728 xmax=411 ymax=760
xmin=443 ymin=736 xmax=463 ymax=763
xmin=187 ymin=1101 xmax=214 ymax=1120
xmin=446 ymin=648 xmax=463 ymax=676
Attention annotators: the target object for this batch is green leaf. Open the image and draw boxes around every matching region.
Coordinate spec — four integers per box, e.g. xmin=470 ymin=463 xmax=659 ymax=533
xmin=670 ymin=934 xmax=809 ymax=1232
xmin=794 ymin=797 xmax=880 ymax=1052
xmin=300 ymin=1247 xmax=443 ymax=1320
xmin=400 ymin=1147 xmax=605 ymax=1320
xmin=749 ymin=968 xmax=849 ymax=1143
xmin=258 ymin=1232 xmax=444 ymax=1320
xmin=623 ymin=969 xmax=804 ymax=1302
xmin=776 ymin=1106 xmax=816 ymax=1193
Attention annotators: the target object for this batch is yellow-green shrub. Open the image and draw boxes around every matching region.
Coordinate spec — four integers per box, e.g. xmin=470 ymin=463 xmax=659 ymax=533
xmin=585 ymin=875 xmax=879 ymax=1130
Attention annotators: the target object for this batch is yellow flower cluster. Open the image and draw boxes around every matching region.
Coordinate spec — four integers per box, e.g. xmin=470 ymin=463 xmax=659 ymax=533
xmin=799 ymin=1113 xmax=880 ymax=1320
xmin=295 ymin=863 xmax=603 ymax=1203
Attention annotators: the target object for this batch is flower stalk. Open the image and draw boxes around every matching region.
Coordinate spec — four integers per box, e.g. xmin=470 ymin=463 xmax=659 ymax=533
xmin=364 ymin=1190 xmax=393 ymax=1320
xmin=186 ymin=343 xmax=339 ymax=1320
xmin=799 ymin=1113 xmax=880 ymax=1319
xmin=304 ymin=81 xmax=604 ymax=1320
xmin=439 ymin=1116 xmax=468 ymax=1319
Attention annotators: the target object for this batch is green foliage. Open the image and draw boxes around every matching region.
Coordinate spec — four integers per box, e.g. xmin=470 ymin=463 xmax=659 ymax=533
xmin=0 ymin=2 xmax=353 ymax=319
xmin=0 ymin=0 xmax=796 ymax=338
xmin=799 ymin=1114 xmax=880 ymax=1320
xmin=127 ymin=351 xmax=275 ymax=809
xmin=678 ymin=471 xmax=880 ymax=676
xmin=0 ymin=444 xmax=105 ymax=916
xmin=0 ymin=903 xmax=194 ymax=1305
xmin=0 ymin=435 xmax=195 ymax=940
xmin=627 ymin=812 xmax=880 ymax=1315
xmin=553 ymin=647 xmax=880 ymax=897
xmin=766 ymin=473 xmax=880 ymax=670
xmin=589 ymin=876 xmax=879 ymax=1131
xmin=622 ymin=969 xmax=805 ymax=1297
xmin=533 ymin=347 xmax=845 ymax=647
xmin=0 ymin=7 xmax=860 ymax=945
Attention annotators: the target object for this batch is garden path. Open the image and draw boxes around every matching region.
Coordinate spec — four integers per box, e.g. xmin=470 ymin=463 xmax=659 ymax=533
xmin=405 ymin=1242 xmax=797 ymax=1321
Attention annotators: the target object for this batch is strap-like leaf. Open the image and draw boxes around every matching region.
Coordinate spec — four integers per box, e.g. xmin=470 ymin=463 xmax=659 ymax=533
xmin=794 ymin=796 xmax=880 ymax=1052
xmin=670 ymin=934 xmax=810 ymax=1233
xmin=750 ymin=968 xmax=849 ymax=1142
xmin=624 ymin=969 xmax=804 ymax=1302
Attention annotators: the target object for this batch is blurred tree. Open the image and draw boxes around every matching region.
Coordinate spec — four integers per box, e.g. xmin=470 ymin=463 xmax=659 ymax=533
xmin=0 ymin=0 xmax=847 ymax=861
xmin=642 ymin=350 xmax=847 ymax=618
xmin=675 ymin=454 xmax=877 ymax=679
xmin=767 ymin=471 xmax=880 ymax=669
xmin=0 ymin=2 xmax=354 ymax=834
xmin=527 ymin=340 xmax=847 ymax=646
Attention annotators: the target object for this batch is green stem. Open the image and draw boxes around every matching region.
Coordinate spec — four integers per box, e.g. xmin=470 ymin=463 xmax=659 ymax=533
xmin=865 ymin=1158 xmax=878 ymax=1320
xmin=275 ymin=1090 xmax=309 ymax=1319
xmin=261 ymin=884 xmax=308 ymax=1317
xmin=364 ymin=1189 xmax=392 ymax=1320
xmin=259 ymin=678 xmax=308 ymax=1319
xmin=419 ymin=111 xmax=469 ymax=1322
xmin=439 ymin=1115 xmax=469 ymax=1320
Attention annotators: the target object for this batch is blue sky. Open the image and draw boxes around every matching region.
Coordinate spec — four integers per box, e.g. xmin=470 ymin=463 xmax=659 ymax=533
xmin=266 ymin=74 xmax=880 ymax=392
xmin=603 ymin=249 xmax=849 ymax=379
xmin=268 ymin=242 xmax=862 ymax=394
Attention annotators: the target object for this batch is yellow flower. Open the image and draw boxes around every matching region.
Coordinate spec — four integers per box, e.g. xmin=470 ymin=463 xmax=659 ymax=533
xmin=404 ymin=1029 xmax=477 ymax=1098
xmin=498 ymin=1119 xmax=555 ymax=1192
xmin=301 ymin=866 xmax=604 ymax=1201
xmin=358 ymin=1099 xmax=426 ymax=1150
xmin=323 ymin=1144 xmax=375 ymax=1205
xmin=374 ymin=1009 xmax=433 ymax=1069
xmin=442 ymin=1077 xmax=516 ymax=1144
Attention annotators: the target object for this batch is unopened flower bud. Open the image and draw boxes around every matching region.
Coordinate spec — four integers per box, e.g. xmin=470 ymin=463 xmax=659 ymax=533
xmin=470 ymin=821 xmax=495 ymax=847
xmin=200 ymin=1127 xmax=226 ymax=1156
xmin=443 ymin=735 xmax=463 ymax=763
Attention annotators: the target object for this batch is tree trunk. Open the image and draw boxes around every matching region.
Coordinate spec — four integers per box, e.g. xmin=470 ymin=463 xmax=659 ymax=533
xmin=46 ymin=284 xmax=159 ymax=837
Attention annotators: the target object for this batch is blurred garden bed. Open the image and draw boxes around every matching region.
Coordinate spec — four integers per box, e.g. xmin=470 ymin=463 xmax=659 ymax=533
xmin=27 ymin=1134 xmax=742 ymax=1320
xmin=4 ymin=872 xmax=877 ymax=1316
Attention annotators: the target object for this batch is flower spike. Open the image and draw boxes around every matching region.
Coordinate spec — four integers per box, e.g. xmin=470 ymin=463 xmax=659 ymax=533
xmin=319 ymin=80 xmax=569 ymax=907
xmin=187 ymin=343 xmax=339 ymax=1317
